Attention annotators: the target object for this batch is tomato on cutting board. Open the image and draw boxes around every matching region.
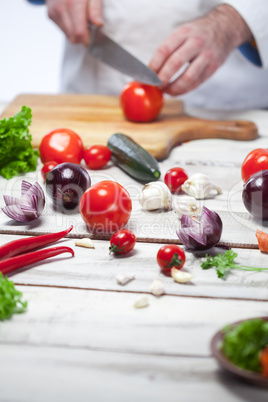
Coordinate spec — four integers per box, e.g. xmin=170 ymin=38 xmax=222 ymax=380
xmin=79 ymin=180 xmax=132 ymax=233
xmin=39 ymin=128 xmax=84 ymax=165
xmin=157 ymin=244 xmax=186 ymax=276
xmin=120 ymin=81 xmax=163 ymax=122
xmin=241 ymin=148 xmax=268 ymax=182
xmin=83 ymin=145 xmax=112 ymax=170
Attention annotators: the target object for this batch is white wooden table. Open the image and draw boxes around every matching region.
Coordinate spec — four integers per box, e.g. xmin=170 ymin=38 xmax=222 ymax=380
xmin=0 ymin=103 xmax=268 ymax=401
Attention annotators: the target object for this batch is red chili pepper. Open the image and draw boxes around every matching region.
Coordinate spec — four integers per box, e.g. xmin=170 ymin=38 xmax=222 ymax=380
xmin=0 ymin=246 xmax=74 ymax=275
xmin=0 ymin=226 xmax=73 ymax=261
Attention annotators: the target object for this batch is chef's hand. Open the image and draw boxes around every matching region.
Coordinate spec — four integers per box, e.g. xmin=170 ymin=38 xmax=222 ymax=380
xmin=150 ymin=4 xmax=253 ymax=96
xmin=45 ymin=0 xmax=103 ymax=46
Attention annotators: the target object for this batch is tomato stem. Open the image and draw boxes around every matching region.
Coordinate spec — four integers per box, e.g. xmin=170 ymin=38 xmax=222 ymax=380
xmin=166 ymin=252 xmax=183 ymax=269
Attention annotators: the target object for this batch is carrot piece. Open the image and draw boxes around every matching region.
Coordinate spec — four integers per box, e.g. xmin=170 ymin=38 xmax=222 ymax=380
xmin=255 ymin=229 xmax=268 ymax=252
xmin=260 ymin=346 xmax=268 ymax=377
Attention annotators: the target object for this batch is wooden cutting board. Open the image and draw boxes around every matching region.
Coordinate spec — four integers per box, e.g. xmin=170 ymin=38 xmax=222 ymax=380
xmin=1 ymin=94 xmax=258 ymax=160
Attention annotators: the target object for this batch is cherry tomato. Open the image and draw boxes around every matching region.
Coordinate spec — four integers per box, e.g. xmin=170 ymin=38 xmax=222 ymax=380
xmin=157 ymin=244 xmax=186 ymax=276
xmin=41 ymin=161 xmax=58 ymax=181
xmin=39 ymin=128 xmax=84 ymax=165
xmin=241 ymin=148 xmax=268 ymax=182
xmin=120 ymin=81 xmax=164 ymax=122
xmin=109 ymin=229 xmax=136 ymax=255
xmin=83 ymin=145 xmax=112 ymax=170
xmin=164 ymin=167 xmax=188 ymax=193
xmin=79 ymin=180 xmax=132 ymax=233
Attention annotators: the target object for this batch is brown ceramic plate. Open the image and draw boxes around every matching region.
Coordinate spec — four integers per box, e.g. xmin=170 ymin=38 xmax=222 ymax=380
xmin=211 ymin=317 xmax=268 ymax=388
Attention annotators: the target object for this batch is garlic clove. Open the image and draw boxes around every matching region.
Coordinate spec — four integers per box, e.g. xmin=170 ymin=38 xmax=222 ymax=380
xmin=116 ymin=273 xmax=135 ymax=286
xmin=171 ymin=268 xmax=194 ymax=283
xmin=134 ymin=296 xmax=149 ymax=309
xmin=138 ymin=181 xmax=172 ymax=210
xmin=149 ymin=278 xmax=165 ymax=297
xmin=181 ymin=173 xmax=222 ymax=199
xmin=173 ymin=195 xmax=199 ymax=218
xmin=75 ymin=238 xmax=95 ymax=248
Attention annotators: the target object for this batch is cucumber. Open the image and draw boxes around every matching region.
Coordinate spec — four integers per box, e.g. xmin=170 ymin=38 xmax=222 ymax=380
xmin=107 ymin=133 xmax=161 ymax=182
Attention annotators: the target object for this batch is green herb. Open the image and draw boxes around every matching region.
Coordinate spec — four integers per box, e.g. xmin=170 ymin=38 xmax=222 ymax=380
xmin=0 ymin=106 xmax=39 ymax=179
xmin=0 ymin=273 xmax=27 ymax=320
xmin=222 ymin=318 xmax=268 ymax=372
xmin=201 ymin=249 xmax=268 ymax=279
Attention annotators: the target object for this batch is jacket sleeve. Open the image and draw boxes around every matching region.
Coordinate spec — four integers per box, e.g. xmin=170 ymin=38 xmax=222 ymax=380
xmin=223 ymin=0 xmax=268 ymax=68
xmin=26 ymin=1 xmax=45 ymax=5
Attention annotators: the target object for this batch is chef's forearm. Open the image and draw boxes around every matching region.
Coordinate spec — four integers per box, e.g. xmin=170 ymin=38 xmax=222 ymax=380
xmin=208 ymin=4 xmax=253 ymax=47
xmin=222 ymin=0 xmax=268 ymax=67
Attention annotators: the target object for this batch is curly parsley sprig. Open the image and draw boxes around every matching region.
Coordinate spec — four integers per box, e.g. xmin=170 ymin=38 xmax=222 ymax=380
xmin=201 ymin=249 xmax=268 ymax=279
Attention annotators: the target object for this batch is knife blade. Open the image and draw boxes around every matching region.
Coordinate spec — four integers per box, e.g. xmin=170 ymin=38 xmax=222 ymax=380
xmin=88 ymin=24 xmax=162 ymax=86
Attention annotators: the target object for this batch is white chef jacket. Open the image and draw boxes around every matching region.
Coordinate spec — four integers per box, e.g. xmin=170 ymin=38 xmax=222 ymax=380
xmin=60 ymin=0 xmax=268 ymax=110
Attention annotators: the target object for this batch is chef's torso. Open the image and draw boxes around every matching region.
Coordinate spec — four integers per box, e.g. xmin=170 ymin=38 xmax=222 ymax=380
xmin=61 ymin=0 xmax=268 ymax=110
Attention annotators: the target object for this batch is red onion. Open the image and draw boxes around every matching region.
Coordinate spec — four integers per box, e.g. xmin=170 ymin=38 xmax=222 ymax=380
xmin=177 ymin=206 xmax=222 ymax=250
xmin=46 ymin=162 xmax=91 ymax=212
xmin=1 ymin=180 xmax=45 ymax=222
xmin=242 ymin=170 xmax=268 ymax=220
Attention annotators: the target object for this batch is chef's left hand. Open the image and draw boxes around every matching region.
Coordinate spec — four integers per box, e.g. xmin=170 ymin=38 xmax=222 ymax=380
xmin=149 ymin=4 xmax=253 ymax=96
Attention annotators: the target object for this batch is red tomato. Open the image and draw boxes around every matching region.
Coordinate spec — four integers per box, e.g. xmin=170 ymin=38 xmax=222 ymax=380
xmin=157 ymin=244 xmax=186 ymax=276
xmin=83 ymin=145 xmax=112 ymax=170
xmin=109 ymin=229 xmax=136 ymax=255
xmin=41 ymin=161 xmax=58 ymax=181
xmin=79 ymin=180 xmax=132 ymax=233
xmin=241 ymin=148 xmax=268 ymax=182
xmin=164 ymin=167 xmax=188 ymax=193
xmin=39 ymin=128 xmax=84 ymax=165
xmin=120 ymin=81 xmax=164 ymax=122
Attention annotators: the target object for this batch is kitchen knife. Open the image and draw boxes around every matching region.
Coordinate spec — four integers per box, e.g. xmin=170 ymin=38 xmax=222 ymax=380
xmin=88 ymin=24 xmax=162 ymax=86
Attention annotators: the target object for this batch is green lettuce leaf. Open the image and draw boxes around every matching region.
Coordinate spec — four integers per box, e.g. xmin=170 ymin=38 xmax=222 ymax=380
xmin=0 ymin=273 xmax=27 ymax=320
xmin=0 ymin=106 xmax=39 ymax=179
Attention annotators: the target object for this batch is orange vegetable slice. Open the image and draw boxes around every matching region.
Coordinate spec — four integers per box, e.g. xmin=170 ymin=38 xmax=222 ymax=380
xmin=255 ymin=229 xmax=268 ymax=253
xmin=260 ymin=346 xmax=268 ymax=377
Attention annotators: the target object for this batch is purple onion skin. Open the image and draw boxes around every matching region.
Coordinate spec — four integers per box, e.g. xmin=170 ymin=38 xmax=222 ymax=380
xmin=242 ymin=170 xmax=268 ymax=220
xmin=46 ymin=162 xmax=91 ymax=212
xmin=187 ymin=220 xmax=222 ymax=250
xmin=177 ymin=207 xmax=223 ymax=251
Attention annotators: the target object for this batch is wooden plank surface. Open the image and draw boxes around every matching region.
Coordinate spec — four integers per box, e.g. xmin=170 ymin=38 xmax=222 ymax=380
xmin=0 ymin=159 xmax=266 ymax=248
xmin=0 ymin=286 xmax=267 ymax=356
xmin=1 ymin=102 xmax=268 ymax=400
xmin=3 ymin=235 xmax=268 ymax=301
xmin=0 ymin=94 xmax=257 ymax=160
xmin=1 ymin=345 xmax=268 ymax=402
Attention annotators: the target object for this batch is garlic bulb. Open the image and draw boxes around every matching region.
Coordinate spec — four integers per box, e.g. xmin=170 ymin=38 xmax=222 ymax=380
xmin=181 ymin=173 xmax=222 ymax=199
xmin=138 ymin=182 xmax=172 ymax=210
xmin=173 ymin=195 xmax=199 ymax=218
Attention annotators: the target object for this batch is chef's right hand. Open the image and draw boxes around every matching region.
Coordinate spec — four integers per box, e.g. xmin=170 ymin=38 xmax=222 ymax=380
xmin=46 ymin=0 xmax=103 ymax=46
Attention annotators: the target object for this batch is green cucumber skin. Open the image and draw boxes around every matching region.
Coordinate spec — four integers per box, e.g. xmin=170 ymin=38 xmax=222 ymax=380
xmin=107 ymin=133 xmax=161 ymax=182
